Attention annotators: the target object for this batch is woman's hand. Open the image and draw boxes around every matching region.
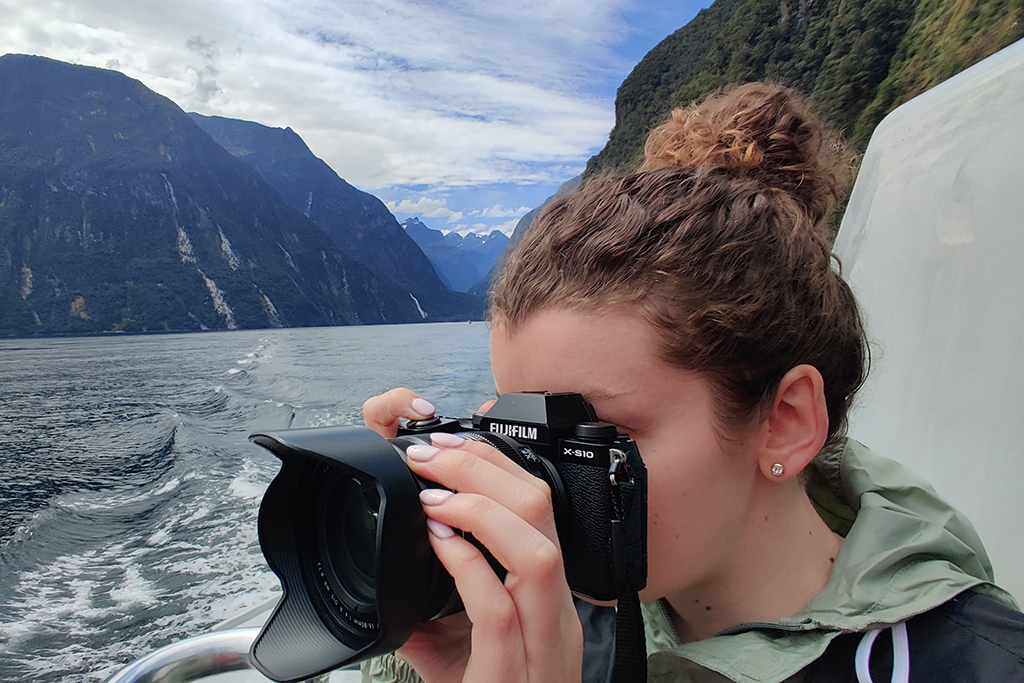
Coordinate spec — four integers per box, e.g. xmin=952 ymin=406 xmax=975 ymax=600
xmin=362 ymin=387 xmax=437 ymax=438
xmin=401 ymin=433 xmax=582 ymax=683
xmin=361 ymin=392 xmax=582 ymax=683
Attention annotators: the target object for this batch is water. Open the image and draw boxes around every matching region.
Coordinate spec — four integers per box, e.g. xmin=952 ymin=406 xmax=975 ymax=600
xmin=0 ymin=323 xmax=494 ymax=682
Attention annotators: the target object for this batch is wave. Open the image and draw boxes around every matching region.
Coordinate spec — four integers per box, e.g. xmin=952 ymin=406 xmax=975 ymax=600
xmin=0 ymin=421 xmax=180 ymax=549
xmin=0 ymin=456 xmax=278 ymax=681
xmin=0 ymin=323 xmax=495 ymax=682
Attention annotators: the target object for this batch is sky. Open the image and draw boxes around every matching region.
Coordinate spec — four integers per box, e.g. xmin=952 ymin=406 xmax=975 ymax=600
xmin=2 ymin=0 xmax=712 ymax=235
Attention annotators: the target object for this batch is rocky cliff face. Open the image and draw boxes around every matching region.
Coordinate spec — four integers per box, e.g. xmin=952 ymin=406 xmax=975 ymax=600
xmin=401 ymin=218 xmax=509 ymax=293
xmin=189 ymin=115 xmax=482 ymax=317
xmin=0 ymin=55 xmax=475 ymax=336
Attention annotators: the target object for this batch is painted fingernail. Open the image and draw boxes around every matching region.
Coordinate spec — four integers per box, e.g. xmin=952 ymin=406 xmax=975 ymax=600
xmin=406 ymin=444 xmax=440 ymax=462
xmin=420 ymin=489 xmax=454 ymax=506
xmin=431 ymin=432 xmax=465 ymax=448
xmin=411 ymin=398 xmax=435 ymax=417
xmin=426 ymin=518 xmax=455 ymax=539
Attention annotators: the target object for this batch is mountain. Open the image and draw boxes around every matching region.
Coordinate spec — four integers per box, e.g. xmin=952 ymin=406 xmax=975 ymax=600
xmin=586 ymin=0 xmax=1024 ymax=175
xmin=188 ymin=115 xmax=482 ymax=317
xmin=0 ymin=55 xmax=473 ymax=337
xmin=401 ymin=218 xmax=509 ymax=293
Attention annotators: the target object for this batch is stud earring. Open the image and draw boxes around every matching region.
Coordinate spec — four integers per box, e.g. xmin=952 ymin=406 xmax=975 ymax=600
xmin=771 ymin=463 xmax=785 ymax=477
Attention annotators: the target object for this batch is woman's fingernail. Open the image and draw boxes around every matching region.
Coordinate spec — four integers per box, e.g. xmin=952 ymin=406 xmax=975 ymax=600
xmin=420 ymin=488 xmax=454 ymax=506
xmin=426 ymin=518 xmax=455 ymax=539
xmin=406 ymin=444 xmax=440 ymax=462
xmin=411 ymin=398 xmax=435 ymax=417
xmin=431 ymin=432 xmax=465 ymax=448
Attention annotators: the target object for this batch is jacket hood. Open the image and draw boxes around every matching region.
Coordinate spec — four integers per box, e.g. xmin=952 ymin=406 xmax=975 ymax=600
xmin=644 ymin=438 xmax=1017 ymax=682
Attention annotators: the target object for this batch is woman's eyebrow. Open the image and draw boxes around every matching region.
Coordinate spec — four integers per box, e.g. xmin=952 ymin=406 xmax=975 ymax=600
xmin=581 ymin=387 xmax=630 ymax=402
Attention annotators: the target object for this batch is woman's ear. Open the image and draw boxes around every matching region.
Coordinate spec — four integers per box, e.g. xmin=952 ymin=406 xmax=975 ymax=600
xmin=755 ymin=364 xmax=829 ymax=480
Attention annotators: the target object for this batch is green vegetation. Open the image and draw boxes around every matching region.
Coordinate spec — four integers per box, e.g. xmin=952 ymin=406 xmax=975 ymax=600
xmin=588 ymin=0 xmax=1024 ymax=176
xmin=853 ymin=0 xmax=1024 ymax=147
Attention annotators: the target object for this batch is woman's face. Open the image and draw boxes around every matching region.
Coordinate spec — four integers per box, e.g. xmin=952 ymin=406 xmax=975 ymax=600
xmin=489 ymin=307 xmax=760 ymax=602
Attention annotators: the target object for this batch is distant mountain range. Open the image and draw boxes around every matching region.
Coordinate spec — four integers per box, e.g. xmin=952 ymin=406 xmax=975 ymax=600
xmin=401 ymin=218 xmax=508 ymax=293
xmin=0 ymin=55 xmax=483 ymax=337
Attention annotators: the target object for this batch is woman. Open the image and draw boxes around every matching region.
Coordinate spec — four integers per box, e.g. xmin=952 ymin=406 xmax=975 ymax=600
xmin=361 ymin=84 xmax=1024 ymax=682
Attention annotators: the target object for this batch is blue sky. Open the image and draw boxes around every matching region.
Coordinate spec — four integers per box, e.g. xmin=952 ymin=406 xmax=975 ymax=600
xmin=2 ymin=0 xmax=712 ymax=235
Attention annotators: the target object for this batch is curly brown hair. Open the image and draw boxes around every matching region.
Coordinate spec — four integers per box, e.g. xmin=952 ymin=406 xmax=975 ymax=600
xmin=491 ymin=83 xmax=867 ymax=445
xmin=641 ymin=83 xmax=843 ymax=226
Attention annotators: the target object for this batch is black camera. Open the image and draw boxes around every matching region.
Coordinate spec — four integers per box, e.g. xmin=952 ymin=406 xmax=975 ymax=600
xmin=248 ymin=392 xmax=647 ymax=682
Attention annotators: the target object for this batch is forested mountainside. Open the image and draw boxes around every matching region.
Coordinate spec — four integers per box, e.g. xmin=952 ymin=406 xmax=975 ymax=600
xmin=190 ymin=115 xmax=482 ymax=317
xmin=487 ymin=0 xmax=1020 ymax=291
xmin=401 ymin=218 xmax=509 ymax=293
xmin=0 ymin=55 xmax=480 ymax=337
xmin=587 ymin=0 xmax=1024 ymax=175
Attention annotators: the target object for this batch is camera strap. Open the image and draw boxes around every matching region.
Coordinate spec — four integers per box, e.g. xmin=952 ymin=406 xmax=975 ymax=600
xmin=610 ymin=453 xmax=647 ymax=683
xmin=612 ymin=581 xmax=646 ymax=682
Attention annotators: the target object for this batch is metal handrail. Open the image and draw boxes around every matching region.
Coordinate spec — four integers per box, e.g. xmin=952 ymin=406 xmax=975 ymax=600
xmin=102 ymin=627 xmax=266 ymax=683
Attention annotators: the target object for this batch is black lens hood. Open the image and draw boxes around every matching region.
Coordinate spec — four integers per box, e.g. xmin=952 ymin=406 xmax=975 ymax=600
xmin=249 ymin=426 xmax=434 ymax=682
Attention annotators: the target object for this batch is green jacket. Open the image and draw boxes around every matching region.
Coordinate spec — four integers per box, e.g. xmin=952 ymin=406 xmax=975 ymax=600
xmin=363 ymin=439 xmax=1019 ymax=682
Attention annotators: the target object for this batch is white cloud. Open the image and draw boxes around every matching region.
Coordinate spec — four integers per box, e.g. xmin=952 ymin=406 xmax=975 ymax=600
xmin=1 ymin=0 xmax=630 ymax=191
xmin=473 ymin=204 xmax=533 ymax=218
xmin=386 ymin=197 xmax=463 ymax=222
xmin=386 ymin=197 xmax=448 ymax=218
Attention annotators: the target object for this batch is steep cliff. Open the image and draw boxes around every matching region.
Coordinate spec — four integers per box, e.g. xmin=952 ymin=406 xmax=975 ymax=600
xmin=0 ymin=55 xmax=464 ymax=336
xmin=190 ymin=115 xmax=483 ymax=317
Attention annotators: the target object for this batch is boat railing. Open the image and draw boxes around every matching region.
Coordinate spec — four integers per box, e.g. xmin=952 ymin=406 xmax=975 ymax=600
xmin=102 ymin=627 xmax=280 ymax=683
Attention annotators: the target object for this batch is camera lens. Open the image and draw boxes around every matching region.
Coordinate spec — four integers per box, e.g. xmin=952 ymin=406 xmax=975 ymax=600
xmin=315 ymin=467 xmax=382 ymax=631
xmin=326 ymin=475 xmax=380 ymax=600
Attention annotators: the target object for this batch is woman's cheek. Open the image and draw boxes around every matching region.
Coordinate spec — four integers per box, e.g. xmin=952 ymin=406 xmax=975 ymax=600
xmin=639 ymin=464 xmax=673 ymax=598
xmin=638 ymin=439 xmax=712 ymax=599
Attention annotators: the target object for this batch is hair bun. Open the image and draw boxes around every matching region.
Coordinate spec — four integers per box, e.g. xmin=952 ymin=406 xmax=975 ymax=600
xmin=641 ymin=83 xmax=841 ymax=225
